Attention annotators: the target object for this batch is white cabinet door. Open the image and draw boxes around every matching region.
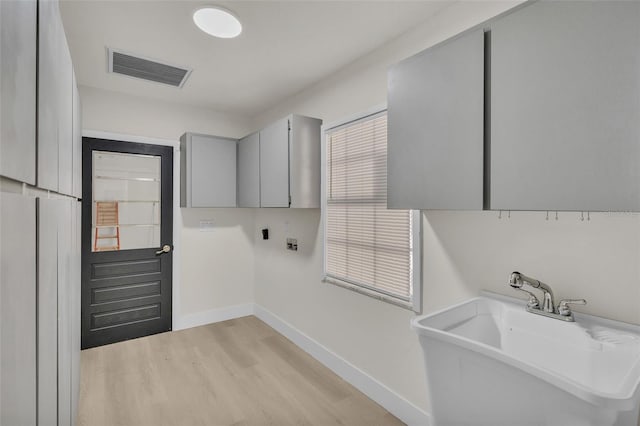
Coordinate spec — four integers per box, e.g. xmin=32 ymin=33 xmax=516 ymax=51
xmin=38 ymin=198 xmax=59 ymax=426
xmin=71 ymin=201 xmax=81 ymax=426
xmin=1 ymin=194 xmax=37 ymax=425
xmin=58 ymin=199 xmax=72 ymax=426
xmin=72 ymin=72 xmax=82 ymax=199
xmin=237 ymin=132 xmax=260 ymax=207
xmin=38 ymin=0 xmax=61 ymax=191
xmin=58 ymin=37 xmax=74 ymax=197
xmin=0 ymin=0 xmax=37 ymax=185
xmin=387 ymin=29 xmax=485 ymax=210
xmin=490 ymin=1 xmax=640 ymax=211
xmin=260 ymin=118 xmax=290 ymax=207
xmin=181 ymin=133 xmax=237 ymax=207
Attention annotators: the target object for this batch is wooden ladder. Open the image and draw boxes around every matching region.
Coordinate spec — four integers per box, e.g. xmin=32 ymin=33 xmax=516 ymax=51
xmin=94 ymin=201 xmax=121 ymax=251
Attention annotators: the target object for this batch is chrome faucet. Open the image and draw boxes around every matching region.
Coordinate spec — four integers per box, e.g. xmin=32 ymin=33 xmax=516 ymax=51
xmin=509 ymin=271 xmax=555 ymax=313
xmin=508 ymin=271 xmax=586 ymax=322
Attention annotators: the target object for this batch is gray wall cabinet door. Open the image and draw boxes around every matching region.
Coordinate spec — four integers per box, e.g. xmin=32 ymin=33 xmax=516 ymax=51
xmin=289 ymin=115 xmax=321 ymax=208
xmin=490 ymin=1 xmax=640 ymax=211
xmin=0 ymin=0 xmax=37 ymax=185
xmin=58 ymin=200 xmax=72 ymax=426
xmin=71 ymin=201 xmax=81 ymax=426
xmin=57 ymin=35 xmax=74 ymax=197
xmin=237 ymin=132 xmax=260 ymax=207
xmin=38 ymin=0 xmax=61 ymax=191
xmin=1 ymin=193 xmax=37 ymax=426
xmin=38 ymin=198 xmax=59 ymax=426
xmin=72 ymin=72 xmax=83 ymax=199
xmin=181 ymin=133 xmax=237 ymax=207
xmin=260 ymin=118 xmax=290 ymax=208
xmin=387 ymin=29 xmax=485 ymax=210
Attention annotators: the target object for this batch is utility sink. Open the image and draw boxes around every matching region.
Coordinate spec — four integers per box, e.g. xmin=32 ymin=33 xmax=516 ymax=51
xmin=412 ymin=292 xmax=640 ymax=426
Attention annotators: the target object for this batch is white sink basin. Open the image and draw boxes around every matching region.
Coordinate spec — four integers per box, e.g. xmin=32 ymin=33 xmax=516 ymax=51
xmin=412 ymin=292 xmax=640 ymax=426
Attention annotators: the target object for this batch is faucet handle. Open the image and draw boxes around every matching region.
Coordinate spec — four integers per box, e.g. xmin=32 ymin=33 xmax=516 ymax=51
xmin=514 ymin=288 xmax=541 ymax=310
xmin=557 ymin=299 xmax=587 ymax=316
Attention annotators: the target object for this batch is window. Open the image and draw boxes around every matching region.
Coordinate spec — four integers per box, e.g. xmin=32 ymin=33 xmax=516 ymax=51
xmin=323 ymin=110 xmax=421 ymax=312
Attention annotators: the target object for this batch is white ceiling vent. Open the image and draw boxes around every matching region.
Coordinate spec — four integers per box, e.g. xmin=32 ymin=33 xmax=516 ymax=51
xmin=107 ymin=48 xmax=192 ymax=88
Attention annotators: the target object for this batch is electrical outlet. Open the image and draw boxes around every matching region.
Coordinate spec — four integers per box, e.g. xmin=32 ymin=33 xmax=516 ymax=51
xmin=286 ymin=238 xmax=298 ymax=251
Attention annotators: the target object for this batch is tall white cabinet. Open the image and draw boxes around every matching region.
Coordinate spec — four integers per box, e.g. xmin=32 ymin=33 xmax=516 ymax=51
xmin=0 ymin=0 xmax=82 ymax=424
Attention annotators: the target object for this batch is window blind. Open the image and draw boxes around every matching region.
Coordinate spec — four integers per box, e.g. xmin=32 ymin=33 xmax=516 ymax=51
xmin=325 ymin=111 xmax=415 ymax=305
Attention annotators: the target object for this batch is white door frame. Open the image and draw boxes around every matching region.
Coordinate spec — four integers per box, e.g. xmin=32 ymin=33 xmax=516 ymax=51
xmin=82 ymin=130 xmax=182 ymax=331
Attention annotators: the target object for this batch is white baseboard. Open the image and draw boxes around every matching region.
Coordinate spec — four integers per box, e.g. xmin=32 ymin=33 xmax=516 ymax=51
xmin=174 ymin=303 xmax=254 ymax=331
xmin=253 ymin=304 xmax=432 ymax=426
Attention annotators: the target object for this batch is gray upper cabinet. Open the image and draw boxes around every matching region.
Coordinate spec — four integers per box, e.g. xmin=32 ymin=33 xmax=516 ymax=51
xmin=0 ymin=0 xmax=37 ymax=185
xmin=387 ymin=29 xmax=485 ymax=210
xmin=72 ymin=70 xmax=83 ymax=199
xmin=260 ymin=118 xmax=290 ymax=207
xmin=38 ymin=0 xmax=76 ymax=197
xmin=38 ymin=0 xmax=61 ymax=191
xmin=237 ymin=132 xmax=260 ymax=207
xmin=259 ymin=115 xmax=322 ymax=208
xmin=1 ymin=193 xmax=37 ymax=426
xmin=490 ymin=1 xmax=640 ymax=211
xmin=180 ymin=133 xmax=237 ymax=208
xmin=58 ymin=35 xmax=74 ymax=197
xmin=289 ymin=115 xmax=322 ymax=208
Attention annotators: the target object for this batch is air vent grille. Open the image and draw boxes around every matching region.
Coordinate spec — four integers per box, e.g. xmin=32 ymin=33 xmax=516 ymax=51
xmin=108 ymin=49 xmax=191 ymax=88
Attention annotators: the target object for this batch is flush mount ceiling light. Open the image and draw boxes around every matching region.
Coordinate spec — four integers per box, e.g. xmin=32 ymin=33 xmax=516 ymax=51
xmin=193 ymin=6 xmax=242 ymax=39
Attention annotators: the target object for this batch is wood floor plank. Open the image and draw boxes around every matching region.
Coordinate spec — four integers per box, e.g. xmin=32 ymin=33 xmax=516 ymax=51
xmin=78 ymin=316 xmax=404 ymax=426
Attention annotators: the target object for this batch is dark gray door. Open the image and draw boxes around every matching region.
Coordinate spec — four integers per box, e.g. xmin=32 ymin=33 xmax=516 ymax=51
xmin=81 ymin=138 xmax=173 ymax=349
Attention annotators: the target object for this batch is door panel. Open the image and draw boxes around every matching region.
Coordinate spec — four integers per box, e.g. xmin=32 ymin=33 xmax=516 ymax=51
xmin=59 ymin=200 xmax=72 ymax=426
xmin=82 ymin=138 xmax=172 ymax=349
xmin=237 ymin=132 xmax=260 ymax=207
xmin=71 ymin=202 xmax=81 ymax=426
xmin=0 ymin=194 xmax=36 ymax=425
xmin=38 ymin=198 xmax=59 ymax=426
xmin=260 ymin=118 xmax=290 ymax=207
xmin=0 ymin=0 xmax=37 ymax=185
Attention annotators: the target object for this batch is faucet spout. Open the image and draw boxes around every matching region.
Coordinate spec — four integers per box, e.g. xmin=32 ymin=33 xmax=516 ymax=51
xmin=509 ymin=272 xmax=555 ymax=313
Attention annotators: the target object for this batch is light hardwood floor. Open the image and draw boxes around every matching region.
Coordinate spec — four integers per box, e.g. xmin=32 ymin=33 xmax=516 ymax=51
xmin=78 ymin=316 xmax=404 ymax=426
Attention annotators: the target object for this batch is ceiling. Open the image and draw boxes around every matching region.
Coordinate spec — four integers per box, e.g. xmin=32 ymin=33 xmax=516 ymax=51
xmin=60 ymin=1 xmax=451 ymax=117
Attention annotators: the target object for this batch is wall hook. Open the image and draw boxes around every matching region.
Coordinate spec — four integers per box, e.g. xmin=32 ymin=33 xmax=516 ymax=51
xmin=555 ymin=211 xmax=559 ymax=221
xmin=580 ymin=212 xmax=584 ymax=221
xmin=508 ymin=210 xmax=511 ymax=219
xmin=587 ymin=211 xmax=591 ymax=221
xmin=546 ymin=211 xmax=549 ymax=221
xmin=498 ymin=210 xmax=502 ymax=219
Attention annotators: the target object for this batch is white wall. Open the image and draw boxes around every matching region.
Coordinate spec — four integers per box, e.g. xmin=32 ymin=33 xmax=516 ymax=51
xmin=81 ymin=86 xmax=256 ymax=324
xmin=251 ymin=0 xmax=640 ymax=415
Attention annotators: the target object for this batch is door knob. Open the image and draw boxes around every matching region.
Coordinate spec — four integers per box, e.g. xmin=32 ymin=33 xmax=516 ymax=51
xmin=155 ymin=245 xmax=171 ymax=255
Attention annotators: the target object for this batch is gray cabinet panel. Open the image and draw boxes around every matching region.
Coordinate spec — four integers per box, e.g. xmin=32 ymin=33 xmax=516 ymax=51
xmin=490 ymin=1 xmax=640 ymax=211
xmin=38 ymin=198 xmax=59 ymax=426
xmin=72 ymin=73 xmax=82 ymax=199
xmin=38 ymin=0 xmax=61 ymax=191
xmin=71 ymin=202 xmax=81 ymax=426
xmin=237 ymin=132 xmax=260 ymax=207
xmin=260 ymin=118 xmax=290 ymax=207
xmin=180 ymin=133 xmax=237 ymax=207
xmin=1 ymin=194 xmax=36 ymax=426
xmin=289 ymin=115 xmax=321 ymax=208
xmin=387 ymin=29 xmax=484 ymax=210
xmin=58 ymin=34 xmax=73 ymax=196
xmin=0 ymin=0 xmax=37 ymax=185
xmin=58 ymin=200 xmax=72 ymax=426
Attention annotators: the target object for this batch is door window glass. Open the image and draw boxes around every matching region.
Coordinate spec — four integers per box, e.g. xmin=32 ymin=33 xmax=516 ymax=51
xmin=91 ymin=151 xmax=161 ymax=251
